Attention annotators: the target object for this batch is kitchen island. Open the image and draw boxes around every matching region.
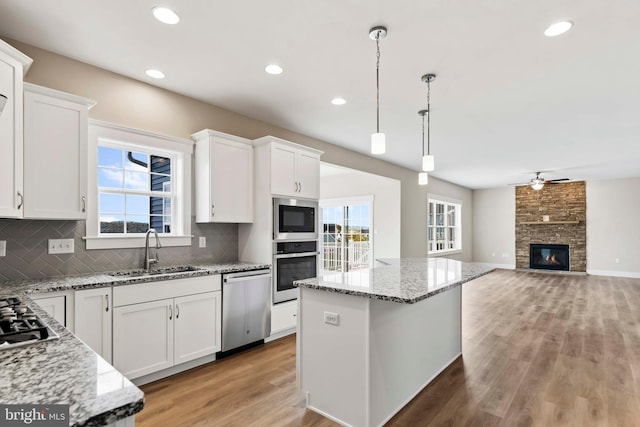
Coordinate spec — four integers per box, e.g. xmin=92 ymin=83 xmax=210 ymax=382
xmin=294 ymin=258 xmax=494 ymax=427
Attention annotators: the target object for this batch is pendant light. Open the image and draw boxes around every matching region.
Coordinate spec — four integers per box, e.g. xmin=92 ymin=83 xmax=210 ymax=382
xmin=369 ymin=26 xmax=387 ymax=155
xmin=418 ymin=109 xmax=429 ymax=185
xmin=421 ymin=73 xmax=436 ymax=171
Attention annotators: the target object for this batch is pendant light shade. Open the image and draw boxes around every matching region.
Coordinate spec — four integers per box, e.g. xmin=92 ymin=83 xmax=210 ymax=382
xmin=418 ymin=172 xmax=429 ymax=186
xmin=371 ymin=132 xmax=386 ymax=154
xmin=422 ymin=155 xmax=434 ymax=172
xmin=369 ymin=26 xmax=387 ymax=155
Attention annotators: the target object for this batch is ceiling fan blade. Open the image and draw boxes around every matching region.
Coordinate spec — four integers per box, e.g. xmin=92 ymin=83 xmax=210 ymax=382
xmin=547 ymin=178 xmax=570 ymax=183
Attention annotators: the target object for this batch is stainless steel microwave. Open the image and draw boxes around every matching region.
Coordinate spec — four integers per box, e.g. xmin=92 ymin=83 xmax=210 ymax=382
xmin=273 ymin=198 xmax=318 ymax=241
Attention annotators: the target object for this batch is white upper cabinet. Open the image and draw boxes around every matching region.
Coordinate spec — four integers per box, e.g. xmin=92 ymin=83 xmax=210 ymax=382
xmin=23 ymin=83 xmax=95 ymax=219
xmin=193 ymin=129 xmax=253 ymax=223
xmin=257 ymin=137 xmax=322 ymax=199
xmin=0 ymin=39 xmax=32 ymax=218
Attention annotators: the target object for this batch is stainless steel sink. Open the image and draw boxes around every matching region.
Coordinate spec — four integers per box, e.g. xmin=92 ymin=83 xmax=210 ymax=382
xmin=109 ymin=265 xmax=204 ymax=278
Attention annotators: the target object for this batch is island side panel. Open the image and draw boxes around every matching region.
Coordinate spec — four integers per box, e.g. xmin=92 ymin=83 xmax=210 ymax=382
xmin=299 ymin=287 xmax=370 ymax=427
xmin=369 ymin=286 xmax=462 ymax=426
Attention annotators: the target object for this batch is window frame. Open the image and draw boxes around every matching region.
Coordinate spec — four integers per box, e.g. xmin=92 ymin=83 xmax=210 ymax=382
xmin=85 ymin=120 xmax=193 ymax=250
xmin=427 ymin=194 xmax=462 ymax=256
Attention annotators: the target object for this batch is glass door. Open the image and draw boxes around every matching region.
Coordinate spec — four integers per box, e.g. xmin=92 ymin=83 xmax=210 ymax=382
xmin=320 ymin=198 xmax=372 ymax=274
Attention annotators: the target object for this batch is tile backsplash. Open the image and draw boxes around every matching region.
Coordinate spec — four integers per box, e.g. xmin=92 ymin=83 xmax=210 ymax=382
xmin=0 ymin=218 xmax=238 ymax=281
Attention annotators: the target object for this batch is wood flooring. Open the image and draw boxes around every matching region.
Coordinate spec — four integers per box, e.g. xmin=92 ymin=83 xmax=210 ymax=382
xmin=137 ymin=270 xmax=640 ymax=426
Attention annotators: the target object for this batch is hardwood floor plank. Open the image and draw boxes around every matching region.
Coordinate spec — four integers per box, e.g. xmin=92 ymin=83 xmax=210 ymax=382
xmin=136 ymin=270 xmax=640 ymax=427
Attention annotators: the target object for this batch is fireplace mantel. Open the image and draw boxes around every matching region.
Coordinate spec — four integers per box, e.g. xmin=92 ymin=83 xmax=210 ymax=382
xmin=520 ymin=220 xmax=580 ymax=225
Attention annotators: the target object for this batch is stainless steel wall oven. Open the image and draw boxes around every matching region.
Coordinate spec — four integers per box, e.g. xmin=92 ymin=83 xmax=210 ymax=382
xmin=273 ymin=240 xmax=318 ymax=304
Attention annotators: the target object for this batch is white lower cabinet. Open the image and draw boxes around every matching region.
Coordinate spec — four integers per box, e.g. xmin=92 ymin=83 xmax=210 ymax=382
xmin=31 ymin=294 xmax=67 ymax=327
xmin=270 ymin=300 xmax=298 ymax=336
xmin=174 ymin=292 xmax=221 ymax=365
xmin=112 ymin=275 xmax=221 ymax=380
xmin=113 ymin=299 xmax=174 ymax=379
xmin=74 ymin=287 xmax=112 ymax=363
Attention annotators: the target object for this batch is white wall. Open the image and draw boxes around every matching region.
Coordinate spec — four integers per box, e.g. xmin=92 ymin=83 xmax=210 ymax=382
xmin=320 ymin=163 xmax=401 ymax=259
xmin=471 ymin=187 xmax=515 ymax=268
xmin=586 ymin=178 xmax=640 ymax=277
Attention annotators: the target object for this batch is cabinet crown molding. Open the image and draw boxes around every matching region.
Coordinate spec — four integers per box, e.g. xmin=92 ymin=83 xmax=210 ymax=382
xmin=191 ymin=128 xmax=251 ymax=144
xmin=0 ymin=38 xmax=33 ymax=73
xmin=253 ymin=135 xmax=324 ymax=155
xmin=24 ymin=82 xmax=96 ymax=108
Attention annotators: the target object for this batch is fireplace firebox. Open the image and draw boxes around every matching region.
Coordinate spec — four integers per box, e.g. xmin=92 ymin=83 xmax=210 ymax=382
xmin=529 ymin=244 xmax=570 ymax=271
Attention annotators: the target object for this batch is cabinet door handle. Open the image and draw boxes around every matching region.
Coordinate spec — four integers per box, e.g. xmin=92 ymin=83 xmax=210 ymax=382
xmin=176 ymin=304 xmax=180 ymax=319
xmin=81 ymin=196 xmax=86 ymax=213
xmin=212 ymin=204 xmax=215 ymax=217
xmin=105 ymin=294 xmax=109 ymax=312
xmin=17 ymin=191 xmax=23 ymax=210
xmin=298 ymin=182 xmax=302 ymax=193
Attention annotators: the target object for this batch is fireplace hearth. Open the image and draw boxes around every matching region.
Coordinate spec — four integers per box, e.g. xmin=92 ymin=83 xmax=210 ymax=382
xmin=530 ymin=244 xmax=570 ymax=271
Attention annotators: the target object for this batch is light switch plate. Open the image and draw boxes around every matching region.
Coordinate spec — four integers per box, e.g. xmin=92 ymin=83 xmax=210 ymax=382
xmin=199 ymin=237 xmax=206 ymax=248
xmin=48 ymin=238 xmax=74 ymax=254
xmin=0 ymin=240 xmax=6 ymax=257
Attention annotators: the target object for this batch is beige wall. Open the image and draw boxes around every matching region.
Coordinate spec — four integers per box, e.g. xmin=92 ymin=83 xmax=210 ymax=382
xmin=586 ymin=178 xmax=640 ymax=277
xmin=8 ymin=38 xmax=473 ymax=259
xmin=320 ymin=164 xmax=401 ymax=260
xmin=472 ymin=187 xmax=515 ymax=268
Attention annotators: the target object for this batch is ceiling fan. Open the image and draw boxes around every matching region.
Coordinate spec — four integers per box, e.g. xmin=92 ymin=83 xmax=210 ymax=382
xmin=511 ymin=172 xmax=570 ymax=190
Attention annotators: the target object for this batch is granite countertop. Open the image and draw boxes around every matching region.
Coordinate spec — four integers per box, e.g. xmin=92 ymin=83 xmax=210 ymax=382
xmin=2 ymin=262 xmax=271 ymax=295
xmin=294 ymin=258 xmax=494 ymax=304
xmin=0 ymin=261 xmax=270 ymax=426
xmin=0 ymin=293 xmax=143 ymax=427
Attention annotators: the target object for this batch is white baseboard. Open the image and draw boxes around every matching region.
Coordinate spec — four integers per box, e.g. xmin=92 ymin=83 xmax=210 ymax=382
xmin=131 ymin=354 xmax=218 ymax=386
xmin=306 ymin=405 xmax=353 ymax=427
xmin=265 ymin=327 xmax=295 ymax=342
xmin=587 ymin=269 xmax=640 ymax=279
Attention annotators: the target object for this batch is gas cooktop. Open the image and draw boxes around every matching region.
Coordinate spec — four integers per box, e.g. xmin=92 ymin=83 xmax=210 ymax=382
xmin=0 ymin=296 xmax=59 ymax=350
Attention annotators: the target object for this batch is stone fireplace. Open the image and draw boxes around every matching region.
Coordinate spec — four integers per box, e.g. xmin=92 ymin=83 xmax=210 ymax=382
xmin=515 ymin=181 xmax=586 ymax=272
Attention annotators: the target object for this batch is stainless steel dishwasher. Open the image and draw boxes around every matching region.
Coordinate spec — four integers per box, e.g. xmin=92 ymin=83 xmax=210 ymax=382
xmin=221 ymin=269 xmax=272 ymax=352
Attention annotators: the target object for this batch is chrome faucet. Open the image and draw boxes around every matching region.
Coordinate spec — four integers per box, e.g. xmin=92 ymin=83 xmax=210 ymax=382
xmin=144 ymin=228 xmax=162 ymax=271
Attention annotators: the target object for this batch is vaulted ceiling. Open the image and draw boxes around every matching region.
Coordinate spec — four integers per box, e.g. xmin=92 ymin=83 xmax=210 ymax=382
xmin=1 ymin=0 xmax=639 ymax=189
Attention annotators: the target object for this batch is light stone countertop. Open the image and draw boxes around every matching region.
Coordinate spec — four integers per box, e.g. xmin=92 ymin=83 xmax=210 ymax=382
xmin=294 ymin=258 xmax=494 ymax=303
xmin=0 ymin=261 xmax=270 ymax=426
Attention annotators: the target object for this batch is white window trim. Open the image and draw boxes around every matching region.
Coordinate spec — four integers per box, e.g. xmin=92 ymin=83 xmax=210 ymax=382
xmin=84 ymin=120 xmax=193 ymax=250
xmin=427 ymin=193 xmax=462 ymax=257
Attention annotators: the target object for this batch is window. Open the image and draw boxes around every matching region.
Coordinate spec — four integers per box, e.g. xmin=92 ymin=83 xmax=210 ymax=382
xmin=85 ymin=121 xmax=193 ymax=249
xmin=428 ymin=197 xmax=461 ymax=255
xmin=98 ymin=146 xmax=173 ymax=235
xmin=320 ymin=196 xmax=373 ymax=273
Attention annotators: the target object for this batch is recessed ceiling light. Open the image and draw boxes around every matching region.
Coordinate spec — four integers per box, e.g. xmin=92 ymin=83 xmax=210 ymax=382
xmin=331 ymin=97 xmax=347 ymax=105
xmin=544 ymin=21 xmax=573 ymax=37
xmin=145 ymin=69 xmax=165 ymax=79
xmin=265 ymin=64 xmax=283 ymax=75
xmin=152 ymin=7 xmax=180 ymax=25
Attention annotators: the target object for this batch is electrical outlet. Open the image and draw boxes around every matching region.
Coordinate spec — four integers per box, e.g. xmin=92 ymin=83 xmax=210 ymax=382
xmin=0 ymin=240 xmax=6 ymax=257
xmin=615 ymin=258 xmax=620 ymax=264
xmin=324 ymin=311 xmax=339 ymax=326
xmin=48 ymin=238 xmax=74 ymax=254
xmin=199 ymin=236 xmax=206 ymax=248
